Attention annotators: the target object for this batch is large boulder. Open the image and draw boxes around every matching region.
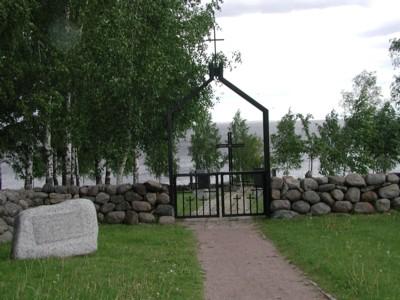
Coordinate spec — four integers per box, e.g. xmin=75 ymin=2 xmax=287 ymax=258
xmin=302 ymin=178 xmax=318 ymax=191
xmin=318 ymin=184 xmax=335 ymax=192
xmin=271 ymin=189 xmax=281 ymax=200
xmin=291 ymin=201 xmax=310 ymax=214
xmin=105 ymin=211 xmax=126 ymax=224
xmin=345 ymin=187 xmax=360 ymax=203
xmin=154 ymin=204 xmax=174 ymax=216
xmin=5 ymin=202 xmax=22 ymax=217
xmin=387 ymin=173 xmax=400 ymax=184
xmin=314 ymin=177 xmax=328 ymax=184
xmin=133 ymin=183 xmax=147 ymax=196
xmin=270 ymin=200 xmax=291 ymax=212
xmin=95 ymin=192 xmax=110 ymax=205
xmin=125 ymin=211 xmax=139 ymax=225
xmin=283 ymin=177 xmax=301 ymax=190
xmin=11 ymin=199 xmax=98 ymax=259
xmin=0 ymin=231 xmax=13 ymax=244
xmin=311 ymin=203 xmax=331 ymax=216
xmin=328 ymin=176 xmax=345 ymax=185
xmin=117 ymin=184 xmax=132 ymax=195
xmin=302 ymin=191 xmax=320 ymax=204
xmin=271 ymin=210 xmax=299 ymax=219
xmin=145 ymin=193 xmax=157 ymax=206
xmin=49 ymin=193 xmax=72 ymax=204
xmin=100 ymin=202 xmax=115 ymax=214
xmin=271 ymin=177 xmax=283 ymax=190
xmin=105 ymin=185 xmax=117 ymax=196
xmin=333 ymin=201 xmax=352 ymax=213
xmin=159 ymin=216 xmax=175 ymax=225
xmin=361 ymin=191 xmax=378 ymax=202
xmin=0 ymin=218 xmax=8 ymax=234
xmin=110 ymin=195 xmax=125 ymax=204
xmin=138 ymin=212 xmax=156 ymax=223
xmin=320 ymin=192 xmax=335 ymax=206
xmin=365 ymin=174 xmax=386 ymax=186
xmin=144 ymin=180 xmax=164 ymax=192
xmin=375 ymin=199 xmax=390 ymax=213
xmin=378 ymin=184 xmax=400 ymax=199
xmin=124 ymin=191 xmax=143 ymax=202
xmin=354 ymin=202 xmax=375 ymax=214
xmin=285 ymin=190 xmax=302 ymax=202
xmin=131 ymin=201 xmax=152 ymax=212
xmin=345 ymin=174 xmax=366 ymax=187
xmin=392 ymin=197 xmax=400 ymax=210
xmin=331 ymin=189 xmax=344 ymax=201
xmin=156 ymin=193 xmax=170 ymax=204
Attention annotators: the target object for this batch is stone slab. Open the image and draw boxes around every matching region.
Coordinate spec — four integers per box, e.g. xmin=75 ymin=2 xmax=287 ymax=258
xmin=11 ymin=199 xmax=98 ymax=259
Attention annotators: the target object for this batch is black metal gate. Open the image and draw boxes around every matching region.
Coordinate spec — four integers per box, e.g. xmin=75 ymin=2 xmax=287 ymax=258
xmin=174 ymin=170 xmax=267 ymax=218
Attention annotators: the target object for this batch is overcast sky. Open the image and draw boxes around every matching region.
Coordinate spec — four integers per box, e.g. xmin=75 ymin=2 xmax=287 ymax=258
xmin=209 ymin=0 xmax=400 ymax=122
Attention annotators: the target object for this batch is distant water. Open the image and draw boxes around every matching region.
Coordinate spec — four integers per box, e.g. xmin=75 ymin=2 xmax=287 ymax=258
xmin=2 ymin=121 xmax=399 ymax=189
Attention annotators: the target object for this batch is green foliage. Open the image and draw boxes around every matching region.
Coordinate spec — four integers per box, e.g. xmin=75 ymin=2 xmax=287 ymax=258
xmin=271 ymin=109 xmax=303 ymax=175
xmin=317 ymin=110 xmax=347 ymax=176
xmin=189 ymin=111 xmax=224 ymax=172
xmin=297 ymin=113 xmax=319 ymax=172
xmin=0 ymin=225 xmax=203 ymax=299
xmin=390 ymin=38 xmax=400 ymax=104
xmin=260 ymin=213 xmax=400 ymax=300
xmin=230 ymin=110 xmax=263 ymax=171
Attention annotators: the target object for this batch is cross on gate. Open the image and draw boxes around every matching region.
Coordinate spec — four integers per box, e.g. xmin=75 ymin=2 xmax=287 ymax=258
xmin=216 ymin=131 xmax=244 ymax=173
xmin=205 ymin=23 xmax=224 ymax=67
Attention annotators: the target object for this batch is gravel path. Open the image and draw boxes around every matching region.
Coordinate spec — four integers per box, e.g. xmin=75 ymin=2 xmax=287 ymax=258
xmin=187 ymin=219 xmax=327 ymax=300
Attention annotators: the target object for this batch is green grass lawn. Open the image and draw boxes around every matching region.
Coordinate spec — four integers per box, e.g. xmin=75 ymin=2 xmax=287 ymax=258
xmin=0 ymin=224 xmax=203 ymax=300
xmin=260 ymin=212 xmax=400 ymax=300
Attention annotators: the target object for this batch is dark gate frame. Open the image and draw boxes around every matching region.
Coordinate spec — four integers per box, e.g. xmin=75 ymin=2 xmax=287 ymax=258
xmin=167 ymin=62 xmax=272 ymax=216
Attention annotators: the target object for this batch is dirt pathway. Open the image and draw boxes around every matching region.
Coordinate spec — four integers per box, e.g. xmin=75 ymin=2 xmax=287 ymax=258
xmin=187 ymin=219 xmax=328 ymax=300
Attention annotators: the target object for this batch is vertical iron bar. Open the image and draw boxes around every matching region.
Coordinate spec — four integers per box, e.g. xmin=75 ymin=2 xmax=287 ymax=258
xmin=215 ymin=175 xmax=219 ymax=217
xmin=263 ymin=111 xmax=272 ymax=216
xmin=229 ymin=175 xmax=232 ymax=215
xmin=220 ymin=174 xmax=224 ymax=217
xmin=256 ymin=187 xmax=259 ymax=214
xmin=182 ymin=185 xmax=185 ymax=217
xmin=167 ymin=111 xmax=176 ymax=216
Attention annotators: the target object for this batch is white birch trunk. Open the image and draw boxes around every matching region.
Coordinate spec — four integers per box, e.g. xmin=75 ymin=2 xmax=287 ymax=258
xmin=74 ymin=148 xmax=80 ymax=186
xmin=53 ymin=152 xmax=59 ymax=185
xmin=116 ymin=152 xmax=128 ymax=185
xmin=24 ymin=151 xmax=33 ymax=190
xmin=64 ymin=93 xmax=72 ymax=186
xmin=44 ymin=123 xmax=54 ymax=185
xmin=105 ymin=163 xmax=111 ymax=185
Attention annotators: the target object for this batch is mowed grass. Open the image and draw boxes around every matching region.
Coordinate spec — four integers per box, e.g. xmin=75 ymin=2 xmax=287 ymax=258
xmin=260 ymin=212 xmax=400 ymax=300
xmin=0 ymin=224 xmax=203 ymax=300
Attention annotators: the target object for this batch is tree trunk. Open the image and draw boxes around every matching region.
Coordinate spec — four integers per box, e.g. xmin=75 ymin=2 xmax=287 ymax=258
xmin=53 ymin=152 xmax=59 ymax=185
xmin=105 ymin=163 xmax=111 ymax=185
xmin=64 ymin=93 xmax=72 ymax=186
xmin=116 ymin=152 xmax=128 ymax=185
xmin=132 ymin=150 xmax=139 ymax=184
xmin=44 ymin=123 xmax=54 ymax=185
xmin=95 ymin=158 xmax=103 ymax=185
xmin=0 ymin=160 xmax=2 ymax=190
xmin=24 ymin=151 xmax=33 ymax=190
xmin=74 ymin=148 xmax=80 ymax=186
xmin=70 ymin=147 xmax=75 ymax=185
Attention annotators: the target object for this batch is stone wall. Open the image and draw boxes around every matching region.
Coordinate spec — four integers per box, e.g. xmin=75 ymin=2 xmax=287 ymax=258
xmin=271 ymin=173 xmax=400 ymax=218
xmin=0 ymin=180 xmax=174 ymax=243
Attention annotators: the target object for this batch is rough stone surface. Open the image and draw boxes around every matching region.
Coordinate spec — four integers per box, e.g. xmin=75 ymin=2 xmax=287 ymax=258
xmin=283 ymin=177 xmax=301 ymax=190
xmin=95 ymin=192 xmax=110 ymax=204
xmin=320 ymin=192 xmax=335 ymax=206
xmin=97 ymin=212 xmax=104 ymax=223
xmin=154 ymin=204 xmax=174 ymax=216
xmin=328 ymin=176 xmax=345 ymax=185
xmin=271 ymin=210 xmax=299 ymax=219
xmin=139 ymin=212 xmax=155 ymax=223
xmin=291 ymin=201 xmax=310 ymax=214
xmin=100 ymin=202 xmax=115 ymax=214
xmin=354 ymin=202 xmax=375 ymax=214
xmin=285 ymin=190 xmax=302 ymax=202
xmin=49 ymin=193 xmax=71 ymax=204
xmin=365 ymin=174 xmax=386 ymax=186
xmin=131 ymin=201 xmax=152 ymax=212
xmin=271 ymin=189 xmax=281 ymax=200
xmin=345 ymin=174 xmax=366 ymax=187
xmin=42 ymin=184 xmax=55 ymax=193
xmin=156 ymin=193 xmax=170 ymax=204
xmin=0 ymin=218 xmax=8 ymax=234
xmin=11 ymin=199 xmax=98 ymax=259
xmin=375 ymin=199 xmax=390 ymax=213
xmin=336 ymin=185 xmax=348 ymax=192
xmin=270 ymin=200 xmax=291 ymax=212
xmin=314 ymin=177 xmax=328 ymax=184
xmin=145 ymin=193 xmax=157 ymax=206
xmin=318 ymin=184 xmax=335 ymax=192
xmin=144 ymin=180 xmax=163 ymax=192
xmin=311 ymin=203 xmax=331 ymax=216
xmin=333 ymin=201 xmax=353 ymax=213
xmin=79 ymin=186 xmax=89 ymax=196
xmin=392 ymin=197 xmax=400 ymax=210
xmin=125 ymin=211 xmax=139 ymax=225
xmin=0 ymin=231 xmax=13 ymax=244
xmin=133 ymin=183 xmax=147 ymax=196
xmin=88 ymin=186 xmax=99 ymax=197
xmin=331 ymin=189 xmax=344 ymax=201
xmin=105 ymin=185 xmax=117 ymax=195
xmin=271 ymin=177 xmax=284 ymax=190
xmin=159 ymin=216 xmax=175 ymax=224
xmin=378 ymin=184 xmax=400 ymax=199
xmin=0 ymin=206 xmax=4 ymax=216
xmin=5 ymin=202 xmax=22 ymax=217
xmin=124 ymin=191 xmax=143 ymax=202
xmin=115 ymin=201 xmax=131 ymax=211
xmin=19 ymin=200 xmax=29 ymax=210
xmin=361 ymin=191 xmax=378 ymax=202
xmin=110 ymin=195 xmax=125 ymax=204
xmin=302 ymin=178 xmax=318 ymax=191
xmin=117 ymin=184 xmax=132 ymax=195
xmin=345 ymin=187 xmax=360 ymax=203
xmin=105 ymin=211 xmax=126 ymax=224
xmin=302 ymin=191 xmax=320 ymax=204
xmin=387 ymin=173 xmax=400 ymax=184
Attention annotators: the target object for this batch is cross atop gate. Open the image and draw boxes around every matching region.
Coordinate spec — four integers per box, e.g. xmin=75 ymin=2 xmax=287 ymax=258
xmin=216 ymin=131 xmax=244 ymax=173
